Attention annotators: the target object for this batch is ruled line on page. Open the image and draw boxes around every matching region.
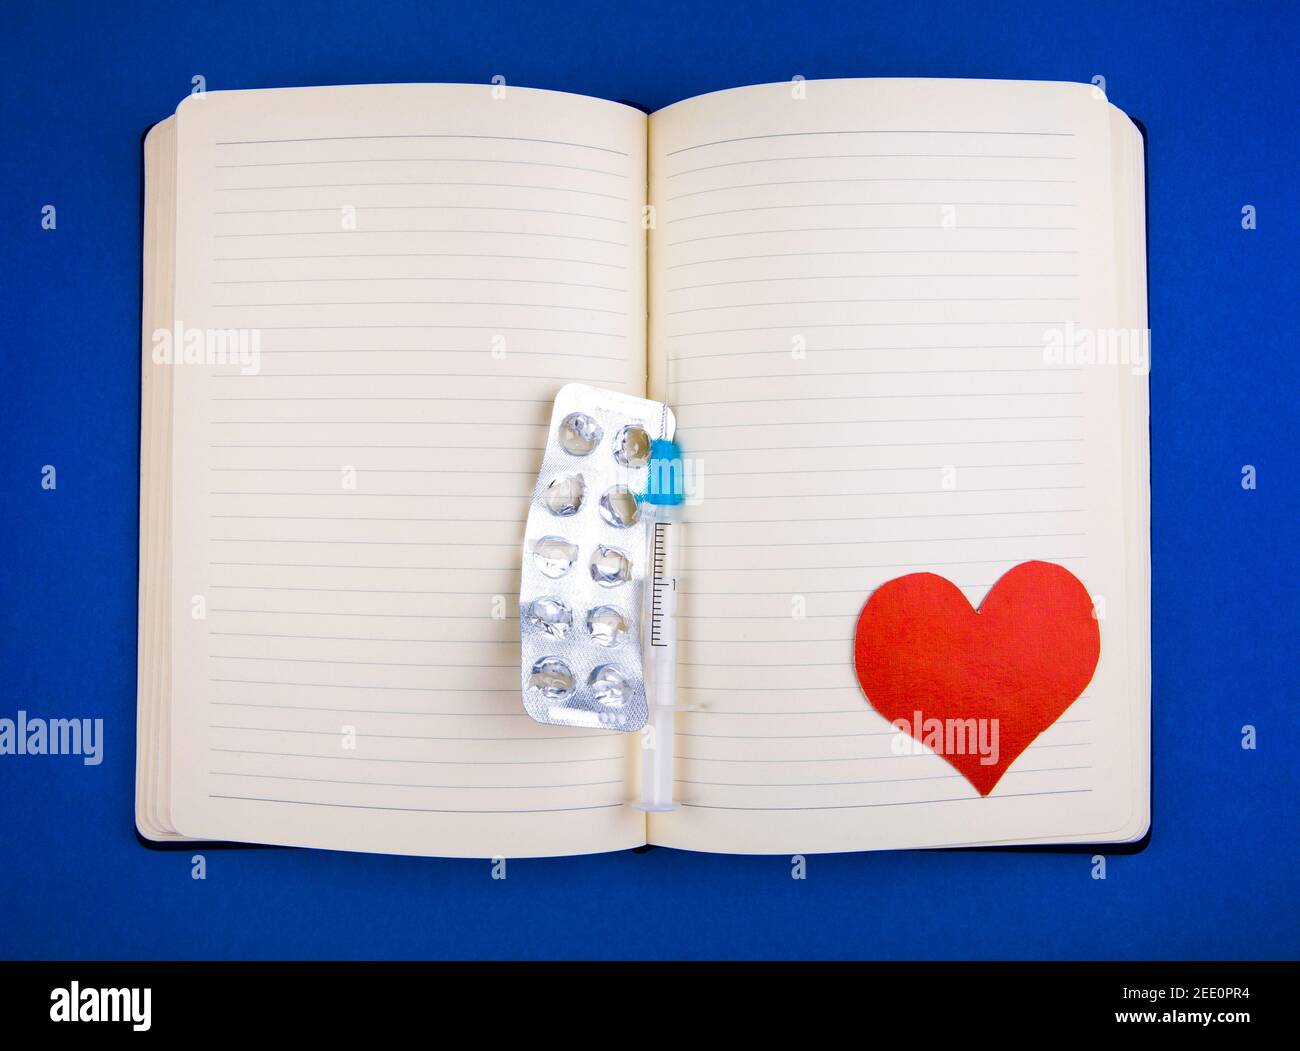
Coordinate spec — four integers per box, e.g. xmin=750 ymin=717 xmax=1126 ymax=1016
xmin=217 ymin=157 xmax=628 ymax=176
xmin=667 ymin=275 xmax=1080 ymax=291
xmin=210 ymin=699 xmax=527 ymax=715
xmin=211 ymin=370 xmax=615 ymax=380
xmin=212 ymin=301 xmax=628 ymax=314
xmin=215 ymin=184 xmax=628 ymax=201
xmin=667 ymin=250 xmax=1081 ymax=269
xmin=210 ymin=772 xmax=626 ymax=789
xmin=228 ymin=322 xmax=628 ymax=334
xmin=678 ymin=766 xmax=1092 ymax=787
xmin=209 ymin=678 xmax=519 ymax=693
xmin=666 ymin=129 xmax=1076 ymax=157
xmin=666 ymin=227 xmax=1078 ymax=247
xmin=674 ymin=390 xmax=1084 ymax=405
xmin=674 ymin=730 xmax=1084 ymax=744
xmin=213 ymin=277 xmax=627 ymax=290
xmin=208 ymin=748 xmax=625 ymax=766
xmin=668 ymin=320 xmax=1070 ymax=336
xmin=207 ymin=797 xmax=629 ymax=815
xmin=214 ymin=252 xmax=629 ymax=267
xmin=666 ymin=297 xmax=1080 ymax=316
xmin=676 ymin=746 xmax=1091 ymax=765
xmin=668 ymin=154 xmax=1080 ymax=177
xmin=680 ymin=531 xmax=1085 ymax=547
xmin=218 ymin=200 xmax=627 ymax=215
xmin=676 ymin=791 xmax=1091 ymax=813
xmin=215 ymin=133 xmax=629 ymax=154
xmin=666 ymin=177 xmax=1079 ymax=199
xmin=214 ymin=230 xmax=628 ymax=246
xmin=208 ymin=724 xmax=604 ymax=742
xmin=673 ymin=462 xmax=1085 ymax=477
xmin=668 ymin=204 xmax=1079 ymax=223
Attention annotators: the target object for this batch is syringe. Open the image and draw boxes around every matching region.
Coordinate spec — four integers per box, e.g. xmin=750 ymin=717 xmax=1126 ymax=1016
xmin=633 ymin=439 xmax=684 ymax=812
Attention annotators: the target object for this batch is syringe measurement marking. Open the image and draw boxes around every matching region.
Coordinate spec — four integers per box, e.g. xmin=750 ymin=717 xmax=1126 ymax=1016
xmin=650 ymin=521 xmax=672 ymax=648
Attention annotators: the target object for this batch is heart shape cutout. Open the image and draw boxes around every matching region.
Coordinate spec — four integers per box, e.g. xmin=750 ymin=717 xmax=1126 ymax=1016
xmin=853 ymin=561 xmax=1100 ymax=796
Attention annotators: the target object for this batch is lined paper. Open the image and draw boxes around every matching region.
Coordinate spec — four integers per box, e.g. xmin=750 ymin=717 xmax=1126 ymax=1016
xmin=646 ymin=80 xmax=1147 ymax=853
xmin=165 ymin=85 xmax=648 ymax=857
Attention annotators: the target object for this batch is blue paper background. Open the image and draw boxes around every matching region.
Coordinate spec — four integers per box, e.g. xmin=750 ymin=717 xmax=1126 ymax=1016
xmin=1 ymin=0 xmax=1297 ymax=959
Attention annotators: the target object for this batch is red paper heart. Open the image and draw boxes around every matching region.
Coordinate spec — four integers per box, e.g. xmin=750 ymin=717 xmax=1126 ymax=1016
xmin=852 ymin=561 xmax=1100 ymax=796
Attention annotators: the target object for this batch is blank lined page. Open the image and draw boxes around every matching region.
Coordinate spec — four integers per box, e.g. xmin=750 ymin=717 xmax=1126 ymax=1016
xmin=646 ymin=79 xmax=1146 ymax=853
xmin=165 ymin=85 xmax=647 ymax=857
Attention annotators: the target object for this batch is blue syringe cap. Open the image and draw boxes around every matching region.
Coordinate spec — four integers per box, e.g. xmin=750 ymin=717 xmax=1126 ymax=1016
xmin=644 ymin=439 xmax=685 ymax=506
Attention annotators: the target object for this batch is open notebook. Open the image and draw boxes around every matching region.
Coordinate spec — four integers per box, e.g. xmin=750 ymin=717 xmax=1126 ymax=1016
xmin=137 ymin=79 xmax=1150 ymax=857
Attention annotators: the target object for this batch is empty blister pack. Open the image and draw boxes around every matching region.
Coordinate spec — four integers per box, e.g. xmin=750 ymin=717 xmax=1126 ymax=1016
xmin=519 ymin=384 xmax=676 ymax=731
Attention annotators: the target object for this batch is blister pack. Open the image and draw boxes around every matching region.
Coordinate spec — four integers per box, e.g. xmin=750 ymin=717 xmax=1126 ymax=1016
xmin=518 ymin=383 xmax=676 ymax=732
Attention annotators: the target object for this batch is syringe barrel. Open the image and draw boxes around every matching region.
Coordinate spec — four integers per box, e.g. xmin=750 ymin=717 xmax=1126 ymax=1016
xmin=638 ymin=505 xmax=679 ymax=811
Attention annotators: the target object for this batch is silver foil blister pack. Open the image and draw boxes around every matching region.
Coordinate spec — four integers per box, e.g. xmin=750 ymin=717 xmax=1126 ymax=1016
xmin=519 ymin=384 xmax=676 ymax=731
